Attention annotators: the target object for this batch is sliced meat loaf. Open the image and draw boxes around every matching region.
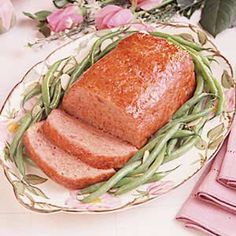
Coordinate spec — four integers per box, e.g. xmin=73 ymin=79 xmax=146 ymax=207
xmin=23 ymin=122 xmax=115 ymax=189
xmin=62 ymin=32 xmax=196 ymax=148
xmin=43 ymin=109 xmax=137 ymax=169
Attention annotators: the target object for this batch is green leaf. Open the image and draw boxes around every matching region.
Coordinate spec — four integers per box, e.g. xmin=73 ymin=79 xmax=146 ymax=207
xmin=197 ymin=30 xmax=207 ymax=45
xmin=195 ymin=137 xmax=207 ymax=150
xmin=221 ymin=70 xmax=235 ymax=89
xmin=23 ymin=11 xmax=36 ymax=20
xmin=24 ymin=174 xmax=47 ymax=185
xmin=39 ymin=24 xmax=51 ymax=37
xmin=200 ymin=0 xmax=236 ymax=37
xmin=208 ymin=135 xmax=224 ymax=149
xmin=207 ymin=123 xmax=224 ymax=140
xmin=26 ymin=185 xmax=49 ymax=199
xmin=12 ymin=181 xmax=25 ymax=196
xmin=53 ymin=0 xmax=70 ymax=8
xmin=4 ymin=143 xmax=13 ymax=162
xmin=15 ymin=144 xmax=25 ymax=176
xmin=35 ymin=11 xmax=51 ymax=22
xmin=177 ymin=33 xmax=195 ymax=42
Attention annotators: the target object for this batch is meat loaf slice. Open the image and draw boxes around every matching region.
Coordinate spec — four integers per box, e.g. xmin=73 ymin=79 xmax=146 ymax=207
xmin=43 ymin=109 xmax=137 ymax=169
xmin=62 ymin=32 xmax=196 ymax=148
xmin=23 ymin=122 xmax=115 ymax=189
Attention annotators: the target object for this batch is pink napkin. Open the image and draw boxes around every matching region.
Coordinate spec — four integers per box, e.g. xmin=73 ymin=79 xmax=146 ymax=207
xmin=218 ymin=118 xmax=236 ymax=189
xmin=196 ymin=141 xmax=236 ymax=213
xmin=176 ymin=155 xmax=236 ymax=236
xmin=176 ymin=189 xmax=236 ymax=236
xmin=176 ymin=137 xmax=236 ymax=236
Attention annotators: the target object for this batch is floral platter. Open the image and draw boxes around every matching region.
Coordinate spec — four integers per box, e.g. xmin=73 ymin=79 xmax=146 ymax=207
xmin=0 ymin=22 xmax=235 ymax=214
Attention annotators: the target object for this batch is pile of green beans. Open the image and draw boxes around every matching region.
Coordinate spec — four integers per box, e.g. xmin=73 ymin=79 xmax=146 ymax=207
xmin=9 ymin=30 xmax=130 ymax=177
xmin=8 ymin=29 xmax=224 ymax=200
xmin=80 ymin=30 xmax=224 ymax=202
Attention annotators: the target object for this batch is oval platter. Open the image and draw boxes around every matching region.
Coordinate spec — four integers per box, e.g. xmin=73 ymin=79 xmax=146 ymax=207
xmin=0 ymin=22 xmax=235 ymax=213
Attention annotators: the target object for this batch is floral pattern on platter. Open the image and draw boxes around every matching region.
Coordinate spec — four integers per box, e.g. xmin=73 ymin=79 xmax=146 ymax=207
xmin=0 ymin=22 xmax=235 ymax=214
xmin=65 ymin=191 xmax=123 ymax=211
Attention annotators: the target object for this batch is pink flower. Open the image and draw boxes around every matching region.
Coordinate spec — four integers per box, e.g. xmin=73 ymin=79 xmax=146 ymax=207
xmin=47 ymin=5 xmax=83 ymax=33
xmin=146 ymin=181 xmax=174 ymax=196
xmin=95 ymin=5 xmax=133 ymax=30
xmin=136 ymin=0 xmax=163 ymax=11
xmin=65 ymin=190 xmax=122 ymax=211
xmin=225 ymin=88 xmax=235 ymax=111
xmin=0 ymin=0 xmax=16 ymax=33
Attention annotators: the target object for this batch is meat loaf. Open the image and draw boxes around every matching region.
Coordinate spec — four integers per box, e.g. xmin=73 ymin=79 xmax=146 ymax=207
xmin=43 ymin=109 xmax=137 ymax=169
xmin=23 ymin=122 xmax=115 ymax=189
xmin=62 ymin=32 xmax=196 ymax=148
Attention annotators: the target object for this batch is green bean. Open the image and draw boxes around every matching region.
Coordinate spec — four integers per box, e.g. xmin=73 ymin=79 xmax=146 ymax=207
xmin=172 ymin=130 xmax=195 ymax=138
xmin=165 ymin=116 xmax=208 ymax=163
xmin=167 ymin=38 xmax=218 ymax=96
xmin=194 ymin=74 xmax=204 ymax=96
xmin=22 ymin=83 xmax=41 ymax=108
xmin=184 ymin=45 xmax=212 ymax=70
xmin=163 ymin=136 xmax=199 ymax=163
xmin=42 ymin=60 xmax=62 ymax=116
xmin=115 ymin=146 xmax=166 ymax=195
xmin=193 ymin=51 xmax=224 ymax=114
xmin=82 ymin=160 xmax=141 ymax=203
xmin=128 ymin=128 xmax=194 ymax=166
xmin=195 ymin=53 xmax=224 ymax=114
xmin=193 ymin=116 xmax=208 ymax=133
xmin=158 ymin=107 xmax=212 ymax=135
xmin=151 ymin=31 xmax=207 ymax=51
xmin=9 ymin=113 xmax=32 ymax=157
xmin=166 ymin=138 xmax=178 ymax=156
xmin=65 ymin=66 xmax=76 ymax=76
xmin=131 ymin=124 xmax=180 ymax=175
xmin=50 ymin=81 xmax=62 ymax=109
xmin=79 ymin=182 xmax=104 ymax=195
xmin=176 ymin=106 xmax=212 ymax=123
xmin=66 ymin=54 xmax=90 ymax=90
xmin=192 ymin=97 xmax=206 ymax=114
xmin=113 ymin=172 xmax=168 ymax=190
xmin=95 ymin=37 xmax=123 ymax=62
xmin=125 ymin=137 xmax=160 ymax=165
xmin=90 ymin=28 xmax=129 ymax=64
xmin=32 ymin=108 xmax=44 ymax=124
xmin=79 ymin=171 xmax=168 ymax=195
xmin=173 ymin=93 xmax=209 ymax=119
xmin=212 ymin=75 xmax=225 ymax=115
xmin=15 ymin=143 xmax=25 ymax=176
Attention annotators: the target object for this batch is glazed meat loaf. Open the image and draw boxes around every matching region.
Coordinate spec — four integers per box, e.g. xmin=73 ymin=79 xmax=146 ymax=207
xmin=23 ymin=122 xmax=115 ymax=189
xmin=43 ymin=109 xmax=137 ymax=169
xmin=63 ymin=33 xmax=196 ymax=148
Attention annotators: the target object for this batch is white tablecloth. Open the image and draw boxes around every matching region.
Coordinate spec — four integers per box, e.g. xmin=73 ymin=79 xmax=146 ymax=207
xmin=0 ymin=1 xmax=235 ymax=235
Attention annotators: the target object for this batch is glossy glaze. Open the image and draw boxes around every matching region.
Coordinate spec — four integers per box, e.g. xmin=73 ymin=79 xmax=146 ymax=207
xmin=63 ymin=33 xmax=195 ymax=147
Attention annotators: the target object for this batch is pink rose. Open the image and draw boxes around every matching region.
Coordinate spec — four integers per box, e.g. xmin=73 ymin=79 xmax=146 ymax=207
xmin=0 ymin=0 xmax=16 ymax=33
xmin=136 ymin=0 xmax=163 ymax=11
xmin=47 ymin=5 xmax=83 ymax=33
xmin=95 ymin=5 xmax=133 ymax=30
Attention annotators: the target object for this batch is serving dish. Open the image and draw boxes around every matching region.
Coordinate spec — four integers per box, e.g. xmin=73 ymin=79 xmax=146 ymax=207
xmin=0 ymin=22 xmax=235 ymax=213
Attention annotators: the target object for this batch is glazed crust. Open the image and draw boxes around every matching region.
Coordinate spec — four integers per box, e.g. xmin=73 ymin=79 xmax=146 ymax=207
xmin=63 ymin=33 xmax=196 ymax=148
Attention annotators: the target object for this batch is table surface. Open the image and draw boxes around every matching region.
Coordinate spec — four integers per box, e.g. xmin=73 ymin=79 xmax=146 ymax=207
xmin=0 ymin=1 xmax=235 ymax=235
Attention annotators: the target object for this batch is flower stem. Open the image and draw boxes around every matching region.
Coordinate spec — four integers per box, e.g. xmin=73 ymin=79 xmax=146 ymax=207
xmin=147 ymin=0 xmax=175 ymax=12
